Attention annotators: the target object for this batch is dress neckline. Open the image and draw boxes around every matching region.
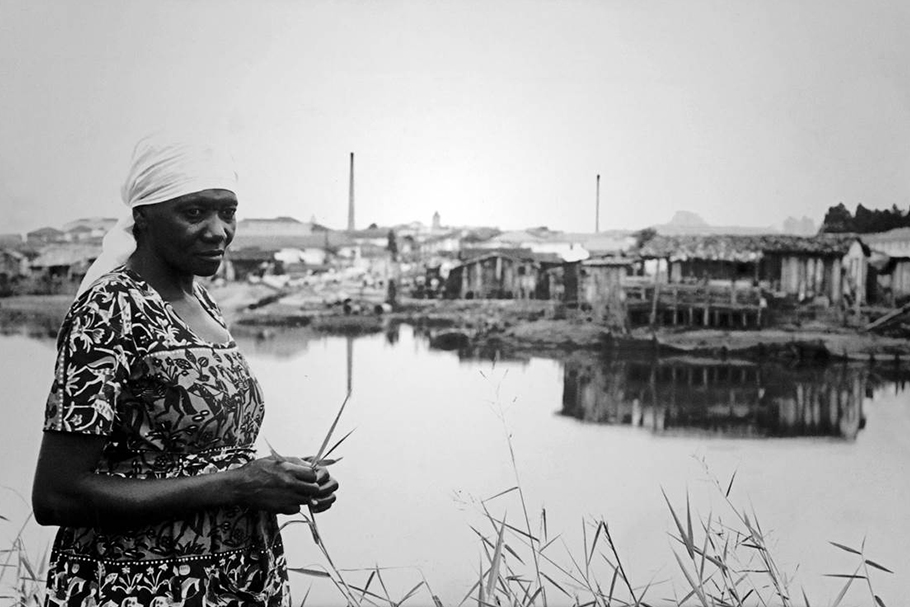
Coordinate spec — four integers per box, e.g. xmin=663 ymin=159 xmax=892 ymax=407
xmin=119 ymin=267 xmax=235 ymax=348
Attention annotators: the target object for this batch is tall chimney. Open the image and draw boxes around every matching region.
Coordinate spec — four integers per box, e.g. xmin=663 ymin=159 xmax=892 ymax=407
xmin=347 ymin=152 xmax=355 ymax=231
xmin=595 ymin=174 xmax=601 ymax=233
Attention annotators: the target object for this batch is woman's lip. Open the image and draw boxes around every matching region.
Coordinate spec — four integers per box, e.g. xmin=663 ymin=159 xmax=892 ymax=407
xmin=197 ymin=251 xmax=224 ymax=258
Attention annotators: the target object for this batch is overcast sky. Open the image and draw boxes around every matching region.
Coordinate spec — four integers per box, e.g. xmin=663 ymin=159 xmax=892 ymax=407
xmin=1 ymin=0 xmax=908 ymax=234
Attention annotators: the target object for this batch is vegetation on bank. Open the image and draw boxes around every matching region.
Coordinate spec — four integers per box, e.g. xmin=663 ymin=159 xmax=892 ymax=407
xmin=4 ymin=464 xmax=896 ymax=607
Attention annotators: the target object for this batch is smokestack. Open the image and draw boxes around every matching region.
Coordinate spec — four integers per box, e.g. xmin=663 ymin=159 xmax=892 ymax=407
xmin=347 ymin=152 xmax=355 ymax=231
xmin=595 ymin=174 xmax=601 ymax=233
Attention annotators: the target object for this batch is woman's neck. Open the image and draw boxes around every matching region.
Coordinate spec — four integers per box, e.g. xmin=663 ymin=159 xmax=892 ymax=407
xmin=126 ymin=254 xmax=195 ymax=302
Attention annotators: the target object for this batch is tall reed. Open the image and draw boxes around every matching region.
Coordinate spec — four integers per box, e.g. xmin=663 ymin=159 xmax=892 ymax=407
xmin=6 ymin=385 xmax=895 ymax=607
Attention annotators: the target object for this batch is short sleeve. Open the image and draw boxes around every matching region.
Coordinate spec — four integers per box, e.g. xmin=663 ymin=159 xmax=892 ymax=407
xmin=44 ymin=286 xmax=136 ymax=436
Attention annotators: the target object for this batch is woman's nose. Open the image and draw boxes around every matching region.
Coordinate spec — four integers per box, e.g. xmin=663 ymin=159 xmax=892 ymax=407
xmin=201 ymin=216 xmax=230 ymax=241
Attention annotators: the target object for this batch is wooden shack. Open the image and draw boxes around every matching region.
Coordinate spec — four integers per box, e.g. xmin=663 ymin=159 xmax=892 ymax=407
xmin=637 ymin=233 xmax=868 ymax=308
xmin=445 ymin=250 xmax=558 ymax=299
xmin=0 ymin=249 xmax=28 ymax=296
xmin=634 ymin=235 xmax=768 ymax=328
xmin=763 ymin=235 xmax=868 ymax=306
xmin=869 ymin=253 xmax=910 ymax=305
xmin=222 ymin=247 xmax=274 ymax=281
xmin=29 ymin=243 xmax=101 ymax=294
xmin=562 ymin=257 xmax=631 ymax=327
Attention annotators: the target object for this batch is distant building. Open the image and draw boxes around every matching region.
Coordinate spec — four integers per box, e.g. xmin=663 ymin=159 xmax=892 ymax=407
xmin=0 ymin=233 xmax=24 ymax=248
xmin=561 ymin=231 xmax=637 ymax=256
xmin=417 ymin=231 xmax=462 ymax=257
xmin=345 ymin=227 xmax=393 ymax=248
xmin=225 ymin=231 xmax=356 ymax=279
xmin=467 ymin=229 xmax=635 ymax=262
xmin=235 ymin=216 xmax=325 ymax=240
xmin=470 ymin=230 xmax=547 ymax=250
xmin=62 ymin=217 xmax=117 ymax=241
xmin=26 ymin=226 xmax=65 ymax=245
xmin=29 ymin=243 xmax=102 ymax=293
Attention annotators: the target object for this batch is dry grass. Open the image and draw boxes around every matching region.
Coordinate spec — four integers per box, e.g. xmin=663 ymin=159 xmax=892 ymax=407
xmin=1 ymin=506 xmax=47 ymax=607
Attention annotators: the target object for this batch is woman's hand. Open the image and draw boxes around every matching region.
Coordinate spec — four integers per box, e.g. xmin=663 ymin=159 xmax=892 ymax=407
xmin=33 ymin=432 xmax=339 ymax=530
xmin=231 ymin=455 xmax=339 ymax=515
xmin=285 ymin=455 xmax=340 ymax=514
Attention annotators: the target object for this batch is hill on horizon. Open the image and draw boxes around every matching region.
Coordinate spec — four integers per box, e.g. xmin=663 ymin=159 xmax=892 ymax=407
xmin=651 ymin=210 xmax=816 ymax=236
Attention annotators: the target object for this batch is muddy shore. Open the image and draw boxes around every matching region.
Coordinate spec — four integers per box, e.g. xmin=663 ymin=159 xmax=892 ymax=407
xmin=218 ymin=283 xmax=910 ymax=364
xmin=2 ymin=283 xmax=908 ymax=364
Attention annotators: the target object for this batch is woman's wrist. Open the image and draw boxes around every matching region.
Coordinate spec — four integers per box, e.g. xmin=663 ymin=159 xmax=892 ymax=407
xmin=219 ymin=467 xmax=247 ymax=508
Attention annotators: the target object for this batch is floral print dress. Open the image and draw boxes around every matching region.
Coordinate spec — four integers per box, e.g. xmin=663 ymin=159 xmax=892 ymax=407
xmin=43 ymin=268 xmax=290 ymax=607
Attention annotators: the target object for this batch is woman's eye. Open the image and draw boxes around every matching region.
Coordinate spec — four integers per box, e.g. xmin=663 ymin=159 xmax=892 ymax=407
xmin=184 ymin=208 xmax=204 ymax=219
xmin=220 ymin=209 xmax=236 ymax=220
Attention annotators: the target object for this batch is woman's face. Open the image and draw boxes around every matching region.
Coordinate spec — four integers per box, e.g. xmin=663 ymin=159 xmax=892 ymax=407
xmin=135 ymin=188 xmax=238 ymax=277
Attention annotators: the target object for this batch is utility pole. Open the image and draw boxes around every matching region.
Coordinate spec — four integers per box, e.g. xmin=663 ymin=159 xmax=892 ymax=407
xmin=595 ymin=174 xmax=601 ymax=233
xmin=347 ymin=152 xmax=355 ymax=231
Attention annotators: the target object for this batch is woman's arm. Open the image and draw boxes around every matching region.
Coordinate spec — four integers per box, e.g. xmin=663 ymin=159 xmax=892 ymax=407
xmin=32 ymin=431 xmax=338 ymax=531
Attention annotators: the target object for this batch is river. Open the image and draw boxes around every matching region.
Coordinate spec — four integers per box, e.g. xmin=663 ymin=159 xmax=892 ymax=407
xmin=1 ymin=320 xmax=908 ymax=605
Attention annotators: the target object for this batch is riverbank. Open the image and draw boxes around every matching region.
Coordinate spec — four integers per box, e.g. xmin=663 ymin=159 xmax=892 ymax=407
xmin=216 ymin=282 xmax=910 ymax=363
xmin=3 ymin=283 xmax=909 ymax=363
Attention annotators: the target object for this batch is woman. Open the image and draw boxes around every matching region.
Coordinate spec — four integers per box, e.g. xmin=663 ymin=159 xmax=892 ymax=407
xmin=32 ymin=133 xmax=337 ymax=606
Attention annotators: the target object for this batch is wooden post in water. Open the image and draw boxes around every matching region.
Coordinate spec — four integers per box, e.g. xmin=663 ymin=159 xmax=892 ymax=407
xmin=672 ymin=287 xmax=678 ymax=326
xmin=649 ymin=258 xmax=662 ymax=331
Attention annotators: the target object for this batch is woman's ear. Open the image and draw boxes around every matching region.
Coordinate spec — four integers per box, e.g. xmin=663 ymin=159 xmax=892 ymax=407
xmin=131 ymin=207 xmax=150 ymax=243
xmin=132 ymin=207 xmax=148 ymax=231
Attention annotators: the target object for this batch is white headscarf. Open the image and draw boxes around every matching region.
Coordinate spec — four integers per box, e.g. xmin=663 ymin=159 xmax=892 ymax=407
xmin=77 ymin=131 xmax=238 ymax=296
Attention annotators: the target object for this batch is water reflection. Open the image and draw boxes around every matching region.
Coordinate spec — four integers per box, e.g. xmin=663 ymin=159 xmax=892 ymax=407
xmin=559 ymin=356 xmax=900 ymax=439
xmin=9 ymin=300 xmax=902 ymax=443
xmin=0 ymin=308 xmax=60 ymax=341
xmin=232 ymin=325 xmax=317 ymax=357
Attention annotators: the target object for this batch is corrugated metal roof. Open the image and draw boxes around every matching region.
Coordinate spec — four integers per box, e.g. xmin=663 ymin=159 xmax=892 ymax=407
xmin=230 ymin=233 xmax=354 ymax=251
xmin=30 ymin=244 xmax=101 ymax=268
xmin=864 ymin=227 xmax=910 ymax=243
xmin=454 ymin=248 xmax=559 ymax=268
xmin=581 ymin=256 xmax=634 ymax=267
xmin=639 ymin=234 xmax=862 ymax=261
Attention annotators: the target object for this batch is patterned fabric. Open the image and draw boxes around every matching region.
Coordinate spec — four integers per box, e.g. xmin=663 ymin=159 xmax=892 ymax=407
xmin=43 ymin=268 xmax=290 ymax=607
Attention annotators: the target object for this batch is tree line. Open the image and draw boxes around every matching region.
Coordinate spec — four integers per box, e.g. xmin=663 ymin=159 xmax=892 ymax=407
xmin=820 ymin=203 xmax=910 ymax=234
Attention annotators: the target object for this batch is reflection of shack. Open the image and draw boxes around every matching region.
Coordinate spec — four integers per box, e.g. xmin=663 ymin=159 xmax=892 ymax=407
xmin=29 ymin=243 xmax=101 ymax=294
xmin=561 ymin=357 xmax=866 ymax=439
xmin=561 ymin=257 xmax=631 ymax=328
xmin=630 ymin=234 xmax=869 ymax=328
xmin=445 ymin=250 xmax=558 ymax=299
